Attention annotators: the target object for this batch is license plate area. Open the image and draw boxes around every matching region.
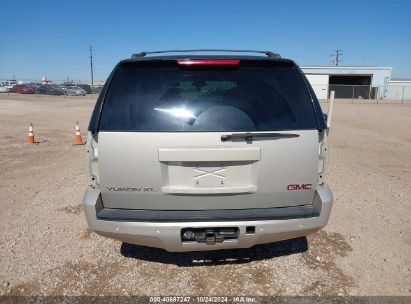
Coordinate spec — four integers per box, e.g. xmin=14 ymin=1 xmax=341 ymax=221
xmin=181 ymin=227 xmax=239 ymax=245
xmin=161 ymin=161 xmax=258 ymax=194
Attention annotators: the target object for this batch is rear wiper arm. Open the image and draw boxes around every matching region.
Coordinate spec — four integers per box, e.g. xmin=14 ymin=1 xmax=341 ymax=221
xmin=221 ymin=132 xmax=299 ymax=142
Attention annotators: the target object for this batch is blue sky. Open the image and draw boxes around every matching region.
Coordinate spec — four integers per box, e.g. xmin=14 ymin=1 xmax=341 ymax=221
xmin=1 ymin=0 xmax=410 ymax=81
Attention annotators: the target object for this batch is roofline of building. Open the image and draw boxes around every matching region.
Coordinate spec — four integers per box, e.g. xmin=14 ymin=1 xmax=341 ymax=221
xmin=301 ymin=66 xmax=392 ymax=70
xmin=389 ymin=80 xmax=411 ymax=83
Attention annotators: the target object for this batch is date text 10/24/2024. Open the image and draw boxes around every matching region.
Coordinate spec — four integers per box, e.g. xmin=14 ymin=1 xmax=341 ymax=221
xmin=149 ymin=296 xmax=257 ymax=303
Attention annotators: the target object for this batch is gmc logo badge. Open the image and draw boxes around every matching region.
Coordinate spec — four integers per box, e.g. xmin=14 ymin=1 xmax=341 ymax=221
xmin=287 ymin=184 xmax=312 ymax=191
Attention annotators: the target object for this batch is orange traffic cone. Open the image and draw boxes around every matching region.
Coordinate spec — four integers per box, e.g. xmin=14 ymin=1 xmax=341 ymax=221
xmin=74 ymin=121 xmax=84 ymax=145
xmin=27 ymin=122 xmax=35 ymax=144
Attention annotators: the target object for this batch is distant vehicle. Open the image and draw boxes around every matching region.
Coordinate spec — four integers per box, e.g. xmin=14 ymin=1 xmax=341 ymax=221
xmin=63 ymin=86 xmax=87 ymax=96
xmin=48 ymin=85 xmax=65 ymax=96
xmin=0 ymin=86 xmax=11 ymax=93
xmin=92 ymin=86 xmax=103 ymax=94
xmin=26 ymin=83 xmax=41 ymax=91
xmin=37 ymin=85 xmax=65 ymax=95
xmin=36 ymin=85 xmax=49 ymax=94
xmin=12 ymin=84 xmax=35 ymax=94
xmin=76 ymin=84 xmax=92 ymax=94
xmin=1 ymin=80 xmax=17 ymax=90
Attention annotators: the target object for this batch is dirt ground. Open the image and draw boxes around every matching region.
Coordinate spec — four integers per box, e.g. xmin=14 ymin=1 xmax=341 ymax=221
xmin=0 ymin=93 xmax=410 ymax=297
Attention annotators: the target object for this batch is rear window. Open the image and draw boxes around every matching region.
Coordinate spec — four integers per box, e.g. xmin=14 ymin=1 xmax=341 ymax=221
xmin=99 ymin=62 xmax=318 ymax=131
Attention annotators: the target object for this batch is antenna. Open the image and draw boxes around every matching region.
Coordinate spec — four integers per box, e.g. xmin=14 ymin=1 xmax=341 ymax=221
xmin=330 ymin=50 xmax=343 ymax=66
xmin=89 ymin=45 xmax=94 ymax=86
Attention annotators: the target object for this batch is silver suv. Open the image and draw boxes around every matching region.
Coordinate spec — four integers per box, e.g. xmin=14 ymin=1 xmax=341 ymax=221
xmin=83 ymin=49 xmax=332 ymax=252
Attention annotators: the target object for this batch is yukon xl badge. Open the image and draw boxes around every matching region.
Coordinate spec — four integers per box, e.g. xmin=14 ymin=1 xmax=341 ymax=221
xmin=106 ymin=187 xmax=155 ymax=192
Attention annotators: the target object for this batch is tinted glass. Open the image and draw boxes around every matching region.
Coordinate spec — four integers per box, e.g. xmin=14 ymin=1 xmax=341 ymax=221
xmin=99 ymin=64 xmax=318 ymax=131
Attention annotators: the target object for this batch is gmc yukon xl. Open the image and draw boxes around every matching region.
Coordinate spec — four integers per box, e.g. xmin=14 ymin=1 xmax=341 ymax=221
xmin=83 ymin=49 xmax=332 ymax=252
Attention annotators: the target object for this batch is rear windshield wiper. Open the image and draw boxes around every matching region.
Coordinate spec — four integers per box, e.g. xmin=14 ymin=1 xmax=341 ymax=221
xmin=221 ymin=132 xmax=299 ymax=142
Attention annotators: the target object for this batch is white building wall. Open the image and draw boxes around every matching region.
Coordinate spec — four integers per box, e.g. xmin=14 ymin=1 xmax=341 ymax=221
xmin=305 ymin=74 xmax=329 ymax=99
xmin=387 ymin=81 xmax=411 ymax=101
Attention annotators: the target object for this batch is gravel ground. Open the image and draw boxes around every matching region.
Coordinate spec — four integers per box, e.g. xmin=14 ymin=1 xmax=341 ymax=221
xmin=0 ymin=94 xmax=410 ymax=296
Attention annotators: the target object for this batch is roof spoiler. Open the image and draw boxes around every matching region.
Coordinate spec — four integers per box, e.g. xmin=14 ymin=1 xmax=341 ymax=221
xmin=131 ymin=49 xmax=281 ymax=59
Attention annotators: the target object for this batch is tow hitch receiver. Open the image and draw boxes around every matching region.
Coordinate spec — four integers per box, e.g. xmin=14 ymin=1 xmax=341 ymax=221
xmin=181 ymin=228 xmax=239 ymax=245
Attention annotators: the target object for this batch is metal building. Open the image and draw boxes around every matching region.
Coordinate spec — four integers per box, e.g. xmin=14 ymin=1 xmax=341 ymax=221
xmin=386 ymin=79 xmax=411 ymax=101
xmin=301 ymin=66 xmax=392 ymax=100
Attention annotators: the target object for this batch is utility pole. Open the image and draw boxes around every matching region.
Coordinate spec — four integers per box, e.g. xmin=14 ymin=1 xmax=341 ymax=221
xmin=89 ymin=45 xmax=94 ymax=86
xmin=330 ymin=50 xmax=343 ymax=66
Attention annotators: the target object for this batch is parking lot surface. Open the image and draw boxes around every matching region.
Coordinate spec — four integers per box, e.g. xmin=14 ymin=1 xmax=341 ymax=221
xmin=0 ymin=94 xmax=410 ymax=296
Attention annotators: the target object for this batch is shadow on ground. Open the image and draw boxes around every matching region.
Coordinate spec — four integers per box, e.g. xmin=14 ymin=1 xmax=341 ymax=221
xmin=120 ymin=237 xmax=308 ymax=267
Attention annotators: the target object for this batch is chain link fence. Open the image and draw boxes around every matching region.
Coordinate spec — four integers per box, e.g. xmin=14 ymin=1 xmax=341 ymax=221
xmin=310 ymin=84 xmax=411 ymax=103
xmin=2 ymin=78 xmax=411 ymax=102
xmin=328 ymin=84 xmax=376 ymax=99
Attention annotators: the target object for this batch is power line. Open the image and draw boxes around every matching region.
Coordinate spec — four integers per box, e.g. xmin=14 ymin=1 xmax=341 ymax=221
xmin=330 ymin=50 xmax=343 ymax=66
xmin=89 ymin=45 xmax=94 ymax=86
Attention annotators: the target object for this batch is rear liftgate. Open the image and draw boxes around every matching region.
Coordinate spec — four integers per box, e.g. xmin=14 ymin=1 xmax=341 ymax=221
xmin=97 ymin=57 xmax=320 ymax=212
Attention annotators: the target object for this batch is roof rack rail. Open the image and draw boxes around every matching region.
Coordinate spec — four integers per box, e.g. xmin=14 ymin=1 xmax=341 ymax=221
xmin=131 ymin=49 xmax=280 ymax=59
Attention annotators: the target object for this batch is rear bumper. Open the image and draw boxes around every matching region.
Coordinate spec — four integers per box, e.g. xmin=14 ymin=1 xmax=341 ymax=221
xmin=83 ymin=186 xmax=333 ymax=252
